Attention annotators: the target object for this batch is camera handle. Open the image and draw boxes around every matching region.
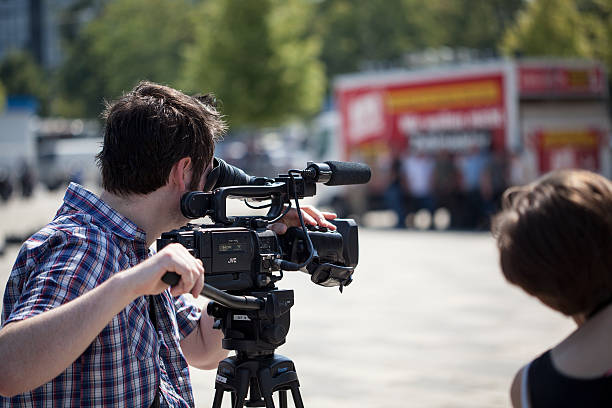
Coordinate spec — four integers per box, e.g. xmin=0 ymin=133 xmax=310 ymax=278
xmin=181 ymin=183 xmax=288 ymax=223
xmin=214 ymin=183 xmax=287 ymax=224
xmin=161 ymin=272 xmax=262 ymax=310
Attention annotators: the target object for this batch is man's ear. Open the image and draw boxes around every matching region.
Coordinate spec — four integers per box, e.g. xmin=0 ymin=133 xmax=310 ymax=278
xmin=169 ymin=157 xmax=193 ymax=191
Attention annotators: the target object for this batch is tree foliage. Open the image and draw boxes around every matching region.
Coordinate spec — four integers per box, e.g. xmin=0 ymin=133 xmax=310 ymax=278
xmin=0 ymin=50 xmax=49 ymax=111
xmin=45 ymin=0 xmax=612 ymax=120
xmin=55 ymin=0 xmax=194 ymax=118
xmin=314 ymin=0 xmax=525 ymax=78
xmin=314 ymin=0 xmax=438 ymax=76
xmin=500 ymin=0 xmax=612 ymax=72
xmin=501 ymin=0 xmax=593 ymax=57
xmin=0 ymin=81 xmax=5 ymax=113
xmin=181 ymin=0 xmax=325 ymax=127
xmin=577 ymin=0 xmax=612 ymax=70
xmin=430 ymin=0 xmax=525 ymax=51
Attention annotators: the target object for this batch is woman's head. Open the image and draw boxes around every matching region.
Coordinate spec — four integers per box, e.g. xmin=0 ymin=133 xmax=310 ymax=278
xmin=492 ymin=170 xmax=612 ymax=316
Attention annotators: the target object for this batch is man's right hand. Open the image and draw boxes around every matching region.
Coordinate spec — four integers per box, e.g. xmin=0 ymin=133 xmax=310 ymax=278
xmin=124 ymin=243 xmax=205 ymax=299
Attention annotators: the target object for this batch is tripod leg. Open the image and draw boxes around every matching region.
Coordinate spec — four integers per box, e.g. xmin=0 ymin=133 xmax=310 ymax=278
xmin=233 ymin=368 xmax=251 ymax=408
xmin=290 ymin=384 xmax=304 ymax=408
xmin=278 ymin=390 xmax=288 ymax=408
xmin=257 ymin=368 xmax=276 ymax=408
xmin=231 ymin=392 xmax=236 ymax=408
xmin=248 ymin=378 xmax=263 ymax=405
xmin=262 ymin=392 xmax=275 ymax=408
xmin=212 ymin=388 xmax=224 ymax=408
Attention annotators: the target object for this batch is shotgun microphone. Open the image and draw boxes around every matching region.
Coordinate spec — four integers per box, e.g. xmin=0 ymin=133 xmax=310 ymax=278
xmin=302 ymin=161 xmax=372 ymax=186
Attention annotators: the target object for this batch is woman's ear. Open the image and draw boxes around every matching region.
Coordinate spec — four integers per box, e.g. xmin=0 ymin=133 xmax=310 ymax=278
xmin=169 ymin=157 xmax=193 ymax=191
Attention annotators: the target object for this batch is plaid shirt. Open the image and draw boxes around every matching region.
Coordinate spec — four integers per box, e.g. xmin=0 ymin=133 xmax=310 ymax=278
xmin=1 ymin=183 xmax=202 ymax=407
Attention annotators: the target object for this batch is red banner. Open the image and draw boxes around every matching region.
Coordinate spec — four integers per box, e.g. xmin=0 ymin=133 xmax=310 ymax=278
xmin=336 ymin=72 xmax=508 ymax=159
xmin=519 ymin=63 xmax=606 ymax=98
xmin=535 ymin=128 xmax=603 ymax=172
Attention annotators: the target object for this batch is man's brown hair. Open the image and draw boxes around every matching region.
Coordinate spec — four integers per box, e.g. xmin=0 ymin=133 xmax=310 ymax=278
xmin=492 ymin=170 xmax=612 ymax=316
xmin=96 ymin=81 xmax=227 ymax=195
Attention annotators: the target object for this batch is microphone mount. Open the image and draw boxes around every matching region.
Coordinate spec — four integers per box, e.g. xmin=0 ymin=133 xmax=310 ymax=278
xmin=302 ymin=162 xmax=332 ymax=184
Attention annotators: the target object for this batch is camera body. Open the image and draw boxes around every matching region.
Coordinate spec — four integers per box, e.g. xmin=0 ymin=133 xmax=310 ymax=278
xmin=157 ymin=219 xmax=358 ymax=293
xmin=157 ymin=158 xmax=369 ymax=294
xmin=158 ymin=226 xmax=280 ymax=292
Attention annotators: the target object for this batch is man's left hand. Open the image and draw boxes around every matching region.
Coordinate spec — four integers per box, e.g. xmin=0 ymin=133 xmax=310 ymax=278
xmin=268 ymin=205 xmax=337 ymax=234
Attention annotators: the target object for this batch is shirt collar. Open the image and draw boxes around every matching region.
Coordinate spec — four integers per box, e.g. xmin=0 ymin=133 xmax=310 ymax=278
xmin=62 ymin=182 xmax=147 ymax=242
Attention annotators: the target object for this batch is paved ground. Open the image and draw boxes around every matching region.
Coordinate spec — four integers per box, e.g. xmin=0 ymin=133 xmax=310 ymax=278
xmin=0 ymin=188 xmax=574 ymax=407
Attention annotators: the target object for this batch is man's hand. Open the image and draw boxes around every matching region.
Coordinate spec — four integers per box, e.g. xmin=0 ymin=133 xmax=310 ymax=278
xmin=124 ymin=243 xmax=204 ymax=298
xmin=268 ymin=205 xmax=337 ymax=235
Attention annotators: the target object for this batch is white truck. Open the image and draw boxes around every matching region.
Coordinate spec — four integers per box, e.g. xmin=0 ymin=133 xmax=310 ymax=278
xmin=0 ymin=111 xmax=101 ymax=193
xmin=316 ymin=58 xmax=611 ymax=222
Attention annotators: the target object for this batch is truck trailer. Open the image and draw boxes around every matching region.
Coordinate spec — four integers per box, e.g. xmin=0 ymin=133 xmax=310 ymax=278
xmin=324 ymin=59 xmax=611 ymax=227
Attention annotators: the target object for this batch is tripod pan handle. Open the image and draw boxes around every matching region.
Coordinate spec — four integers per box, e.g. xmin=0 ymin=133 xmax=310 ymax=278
xmin=162 ymin=272 xmax=180 ymax=286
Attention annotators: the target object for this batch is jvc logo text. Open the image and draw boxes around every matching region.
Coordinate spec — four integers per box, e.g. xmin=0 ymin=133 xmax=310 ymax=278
xmin=227 ymin=257 xmax=237 ymax=264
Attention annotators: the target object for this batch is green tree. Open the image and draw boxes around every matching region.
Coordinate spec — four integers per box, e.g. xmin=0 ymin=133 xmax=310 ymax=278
xmin=53 ymin=31 xmax=106 ymax=117
xmin=431 ymin=0 xmax=525 ymax=52
xmin=57 ymin=0 xmax=108 ymax=44
xmin=55 ymin=0 xmax=194 ymax=118
xmin=576 ymin=0 xmax=612 ymax=70
xmin=0 ymin=81 xmax=6 ymax=113
xmin=0 ymin=51 xmax=49 ymax=112
xmin=501 ymin=0 xmax=593 ymax=57
xmin=181 ymin=0 xmax=325 ymax=127
xmin=314 ymin=0 xmax=440 ymax=77
xmin=313 ymin=0 xmax=525 ymax=79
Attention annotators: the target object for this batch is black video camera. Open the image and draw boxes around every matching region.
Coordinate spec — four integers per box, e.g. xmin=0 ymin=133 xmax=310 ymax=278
xmin=158 ymin=158 xmax=370 ymax=293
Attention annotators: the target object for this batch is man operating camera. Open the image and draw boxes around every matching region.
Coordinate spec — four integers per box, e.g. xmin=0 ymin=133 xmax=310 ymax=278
xmin=0 ymin=81 xmax=336 ymax=407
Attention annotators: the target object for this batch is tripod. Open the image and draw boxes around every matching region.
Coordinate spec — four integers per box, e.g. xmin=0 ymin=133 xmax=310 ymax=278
xmin=207 ymin=289 xmax=304 ymax=408
xmin=212 ymin=352 xmax=304 ymax=408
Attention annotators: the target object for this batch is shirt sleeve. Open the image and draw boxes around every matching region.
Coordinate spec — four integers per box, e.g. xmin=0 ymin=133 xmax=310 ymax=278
xmin=5 ymin=228 xmax=111 ymax=325
xmin=174 ymin=295 xmax=202 ymax=341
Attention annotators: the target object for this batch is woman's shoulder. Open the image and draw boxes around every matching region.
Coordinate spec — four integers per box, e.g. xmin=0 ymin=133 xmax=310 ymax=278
xmin=513 ymin=312 xmax=612 ymax=408
xmin=510 ymin=355 xmax=546 ymax=408
xmin=552 ymin=307 xmax=612 ymax=378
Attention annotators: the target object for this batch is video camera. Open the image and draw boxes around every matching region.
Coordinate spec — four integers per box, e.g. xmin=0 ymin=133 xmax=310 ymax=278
xmin=158 ymin=157 xmax=370 ymax=293
xmin=156 ymin=157 xmax=371 ymax=407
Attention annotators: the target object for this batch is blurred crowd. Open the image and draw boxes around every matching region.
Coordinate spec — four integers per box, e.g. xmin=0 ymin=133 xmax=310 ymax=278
xmin=383 ymin=147 xmax=529 ymax=230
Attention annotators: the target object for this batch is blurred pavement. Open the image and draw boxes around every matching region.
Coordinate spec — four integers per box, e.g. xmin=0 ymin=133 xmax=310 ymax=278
xmin=0 ymin=188 xmax=574 ymax=407
xmin=0 ymin=187 xmax=65 ymax=245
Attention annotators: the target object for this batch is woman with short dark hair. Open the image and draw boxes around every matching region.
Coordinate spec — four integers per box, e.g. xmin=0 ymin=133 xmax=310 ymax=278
xmin=492 ymin=169 xmax=612 ymax=408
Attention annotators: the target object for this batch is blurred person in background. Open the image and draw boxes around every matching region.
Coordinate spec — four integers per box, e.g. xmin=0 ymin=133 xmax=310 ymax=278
xmin=0 ymin=167 xmax=13 ymax=202
xmin=431 ymin=150 xmax=462 ymax=228
xmin=402 ymin=149 xmax=435 ymax=217
xmin=457 ymin=146 xmax=489 ymax=229
xmin=480 ymin=150 xmax=509 ymax=223
xmin=383 ymin=153 xmax=408 ymax=228
xmin=508 ymin=149 xmax=530 ymax=187
xmin=0 ymin=81 xmax=335 ymax=407
xmin=18 ymin=160 xmax=35 ymax=199
xmin=492 ymin=169 xmax=612 ymax=408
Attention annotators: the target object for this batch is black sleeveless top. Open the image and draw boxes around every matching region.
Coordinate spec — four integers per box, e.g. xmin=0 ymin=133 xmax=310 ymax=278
xmin=527 ymin=350 xmax=612 ymax=407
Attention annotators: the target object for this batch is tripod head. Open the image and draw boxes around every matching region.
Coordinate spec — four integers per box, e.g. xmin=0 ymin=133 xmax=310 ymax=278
xmin=207 ymin=289 xmax=294 ymax=356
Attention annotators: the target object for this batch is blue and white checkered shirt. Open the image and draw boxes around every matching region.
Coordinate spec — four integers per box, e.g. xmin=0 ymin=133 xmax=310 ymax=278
xmin=1 ymin=183 xmax=202 ymax=407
